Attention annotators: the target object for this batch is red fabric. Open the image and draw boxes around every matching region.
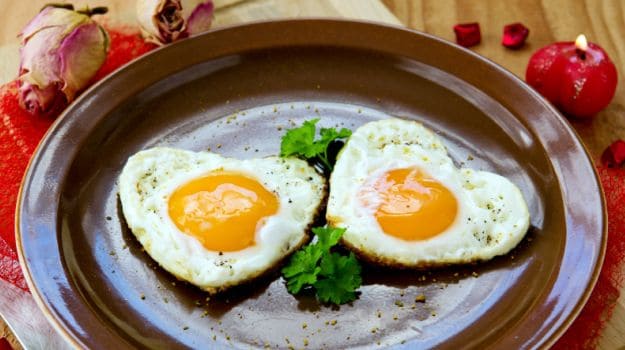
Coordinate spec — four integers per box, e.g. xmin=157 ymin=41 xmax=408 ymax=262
xmin=0 ymin=338 xmax=13 ymax=350
xmin=554 ymin=166 xmax=625 ymax=349
xmin=0 ymin=25 xmax=623 ymax=349
xmin=0 ymin=81 xmax=50 ymax=291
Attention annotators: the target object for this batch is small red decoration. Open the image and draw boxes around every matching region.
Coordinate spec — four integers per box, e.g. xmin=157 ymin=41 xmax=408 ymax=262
xmin=601 ymin=140 xmax=625 ymax=168
xmin=453 ymin=23 xmax=481 ymax=48
xmin=502 ymin=23 xmax=529 ymax=49
xmin=526 ymin=34 xmax=618 ymax=119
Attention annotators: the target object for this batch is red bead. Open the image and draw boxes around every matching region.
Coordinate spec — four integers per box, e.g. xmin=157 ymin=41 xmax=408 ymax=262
xmin=453 ymin=23 xmax=481 ymax=48
xmin=526 ymin=40 xmax=618 ymax=119
xmin=502 ymin=23 xmax=529 ymax=49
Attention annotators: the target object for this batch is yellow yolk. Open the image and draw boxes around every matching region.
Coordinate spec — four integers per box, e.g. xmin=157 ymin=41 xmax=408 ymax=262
xmin=366 ymin=168 xmax=457 ymax=241
xmin=168 ymin=172 xmax=278 ymax=252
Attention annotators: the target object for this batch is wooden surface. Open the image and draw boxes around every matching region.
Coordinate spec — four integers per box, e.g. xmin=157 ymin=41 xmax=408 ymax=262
xmin=1 ymin=0 xmax=624 ymax=349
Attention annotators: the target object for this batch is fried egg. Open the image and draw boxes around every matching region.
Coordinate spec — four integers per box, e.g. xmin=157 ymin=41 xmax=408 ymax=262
xmin=326 ymin=118 xmax=530 ymax=267
xmin=119 ymin=147 xmax=326 ymax=293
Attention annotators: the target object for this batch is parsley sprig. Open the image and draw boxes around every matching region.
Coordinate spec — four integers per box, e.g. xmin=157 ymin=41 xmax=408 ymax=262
xmin=282 ymin=227 xmax=362 ymax=305
xmin=279 ymin=119 xmax=351 ymax=172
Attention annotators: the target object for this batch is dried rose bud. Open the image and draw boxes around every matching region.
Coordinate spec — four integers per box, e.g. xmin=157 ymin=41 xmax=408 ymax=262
xmin=136 ymin=0 xmax=214 ymax=45
xmin=502 ymin=23 xmax=529 ymax=49
xmin=601 ymin=140 xmax=625 ymax=168
xmin=18 ymin=5 xmax=109 ymax=116
xmin=453 ymin=23 xmax=481 ymax=48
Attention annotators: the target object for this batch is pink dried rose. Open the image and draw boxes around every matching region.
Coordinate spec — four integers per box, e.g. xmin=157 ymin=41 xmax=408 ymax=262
xmin=136 ymin=0 xmax=214 ymax=45
xmin=18 ymin=4 xmax=109 ymax=117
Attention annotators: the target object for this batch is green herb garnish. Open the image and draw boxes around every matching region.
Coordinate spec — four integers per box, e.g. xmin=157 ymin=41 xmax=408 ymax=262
xmin=282 ymin=227 xmax=362 ymax=305
xmin=279 ymin=119 xmax=351 ymax=172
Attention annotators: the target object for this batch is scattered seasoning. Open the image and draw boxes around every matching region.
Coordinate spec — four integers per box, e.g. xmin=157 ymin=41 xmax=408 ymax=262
xmin=109 ymin=251 xmax=115 ymax=256
xmin=106 ymin=216 xmax=112 ymax=220
xmin=183 ymin=326 xmax=189 ymax=330
xmin=394 ymin=300 xmax=404 ymax=307
xmin=330 ymin=319 xmax=337 ymax=326
xmin=302 ymin=323 xmax=307 ymax=329
xmin=303 ymin=338 xmax=309 ymax=346
xmin=140 ymin=293 xmax=145 ymax=300
xmin=371 ymin=327 xmax=378 ymax=334
xmin=393 ymin=314 xmax=398 ymax=320
xmin=377 ymin=310 xmax=382 ymax=318
xmin=472 ymin=271 xmax=479 ymax=278
xmin=415 ymin=294 xmax=426 ymax=303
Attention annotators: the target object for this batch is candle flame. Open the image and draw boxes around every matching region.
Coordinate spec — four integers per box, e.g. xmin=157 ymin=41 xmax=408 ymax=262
xmin=575 ymin=34 xmax=588 ymax=52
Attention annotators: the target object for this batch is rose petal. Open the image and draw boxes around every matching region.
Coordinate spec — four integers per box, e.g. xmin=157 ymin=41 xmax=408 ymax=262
xmin=453 ymin=23 xmax=481 ymax=48
xmin=601 ymin=140 xmax=625 ymax=168
xmin=502 ymin=23 xmax=529 ymax=49
xmin=19 ymin=25 xmax=64 ymax=87
xmin=185 ymin=0 xmax=214 ymax=36
xmin=18 ymin=82 xmax=67 ymax=115
xmin=19 ymin=7 xmax=89 ymax=41
xmin=58 ymin=22 xmax=109 ymax=101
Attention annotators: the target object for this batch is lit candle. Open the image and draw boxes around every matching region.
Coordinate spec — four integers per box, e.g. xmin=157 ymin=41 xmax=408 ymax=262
xmin=526 ymin=34 xmax=618 ymax=119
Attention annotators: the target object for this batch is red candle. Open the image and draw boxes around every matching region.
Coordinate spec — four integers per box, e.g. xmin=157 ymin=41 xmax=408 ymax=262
xmin=526 ymin=34 xmax=618 ymax=119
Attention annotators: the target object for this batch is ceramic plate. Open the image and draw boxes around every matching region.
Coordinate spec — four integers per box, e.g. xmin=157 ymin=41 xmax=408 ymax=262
xmin=17 ymin=20 xmax=605 ymax=349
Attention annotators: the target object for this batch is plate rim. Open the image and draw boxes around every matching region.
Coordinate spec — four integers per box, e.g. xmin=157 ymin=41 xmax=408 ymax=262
xmin=15 ymin=18 xmax=607 ymax=349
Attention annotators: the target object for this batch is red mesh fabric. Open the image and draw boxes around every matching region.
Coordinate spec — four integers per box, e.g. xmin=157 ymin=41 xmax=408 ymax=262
xmin=553 ymin=166 xmax=625 ymax=349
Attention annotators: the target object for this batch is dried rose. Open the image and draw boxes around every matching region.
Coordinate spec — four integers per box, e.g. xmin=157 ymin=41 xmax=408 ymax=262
xmin=453 ymin=23 xmax=481 ymax=48
xmin=136 ymin=0 xmax=214 ymax=45
xmin=18 ymin=5 xmax=109 ymax=116
xmin=502 ymin=23 xmax=529 ymax=49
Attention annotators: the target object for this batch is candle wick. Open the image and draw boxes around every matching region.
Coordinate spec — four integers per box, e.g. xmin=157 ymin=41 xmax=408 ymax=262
xmin=576 ymin=49 xmax=586 ymax=60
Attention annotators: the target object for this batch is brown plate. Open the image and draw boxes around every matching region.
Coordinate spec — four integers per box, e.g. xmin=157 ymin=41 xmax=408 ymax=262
xmin=17 ymin=19 xmax=605 ymax=349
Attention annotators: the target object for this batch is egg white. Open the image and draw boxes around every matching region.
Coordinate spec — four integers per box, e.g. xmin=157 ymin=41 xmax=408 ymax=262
xmin=119 ymin=147 xmax=326 ymax=293
xmin=327 ymin=118 xmax=530 ymax=267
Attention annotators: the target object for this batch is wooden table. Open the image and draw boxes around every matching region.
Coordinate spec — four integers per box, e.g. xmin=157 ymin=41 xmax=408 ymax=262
xmin=1 ymin=0 xmax=623 ymax=348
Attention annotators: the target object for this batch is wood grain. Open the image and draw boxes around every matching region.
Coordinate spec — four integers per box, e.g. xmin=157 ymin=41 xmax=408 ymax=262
xmin=0 ymin=0 xmax=623 ymax=348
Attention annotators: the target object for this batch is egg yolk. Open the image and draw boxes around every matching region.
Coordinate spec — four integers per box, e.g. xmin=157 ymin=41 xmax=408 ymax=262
xmin=365 ymin=168 xmax=458 ymax=240
xmin=168 ymin=172 xmax=278 ymax=252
